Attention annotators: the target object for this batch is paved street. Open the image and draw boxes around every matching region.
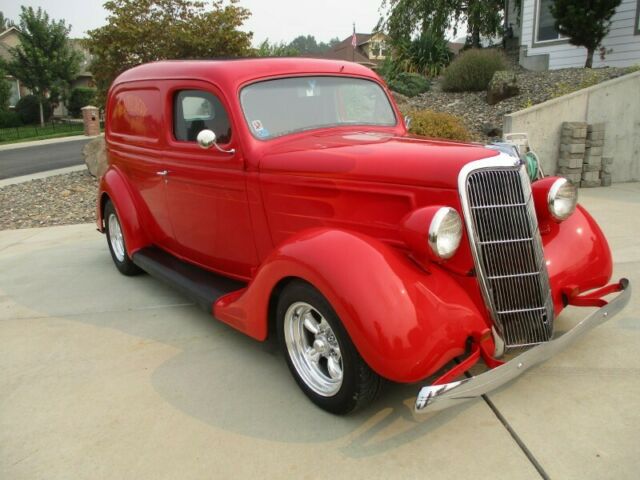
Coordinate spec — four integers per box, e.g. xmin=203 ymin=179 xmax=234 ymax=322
xmin=0 ymin=136 xmax=91 ymax=179
xmin=0 ymin=183 xmax=638 ymax=480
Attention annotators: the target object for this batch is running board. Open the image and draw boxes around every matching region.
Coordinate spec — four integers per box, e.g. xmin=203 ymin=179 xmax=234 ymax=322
xmin=132 ymin=247 xmax=246 ymax=313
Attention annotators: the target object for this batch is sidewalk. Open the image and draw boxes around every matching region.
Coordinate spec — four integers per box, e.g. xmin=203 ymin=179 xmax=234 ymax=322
xmin=0 ymin=133 xmax=100 ymax=152
xmin=0 ymin=184 xmax=638 ymax=479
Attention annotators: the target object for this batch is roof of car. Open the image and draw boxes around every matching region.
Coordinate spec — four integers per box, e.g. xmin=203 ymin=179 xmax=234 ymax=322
xmin=112 ymin=57 xmax=380 ymax=90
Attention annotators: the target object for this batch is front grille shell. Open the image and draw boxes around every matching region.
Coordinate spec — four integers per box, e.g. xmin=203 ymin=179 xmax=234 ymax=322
xmin=458 ymin=155 xmax=555 ymax=349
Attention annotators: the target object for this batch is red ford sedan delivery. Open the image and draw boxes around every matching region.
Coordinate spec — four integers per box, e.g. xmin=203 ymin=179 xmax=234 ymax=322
xmin=97 ymin=58 xmax=630 ymax=415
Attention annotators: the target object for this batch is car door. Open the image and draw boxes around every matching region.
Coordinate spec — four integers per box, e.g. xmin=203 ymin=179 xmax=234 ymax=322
xmin=163 ymin=83 xmax=258 ymax=279
xmin=107 ymin=82 xmax=175 ymax=248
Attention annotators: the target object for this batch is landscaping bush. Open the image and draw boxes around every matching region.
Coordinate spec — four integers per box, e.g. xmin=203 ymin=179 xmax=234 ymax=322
xmin=0 ymin=77 xmax=11 ymax=112
xmin=441 ymin=49 xmax=507 ymax=92
xmin=0 ymin=110 xmax=23 ymax=128
xmin=406 ymin=109 xmax=471 ymax=141
xmin=15 ymin=95 xmax=53 ymax=124
xmin=386 ymin=72 xmax=430 ymax=98
xmin=405 ymin=31 xmax=453 ymax=77
xmin=67 ymin=87 xmax=97 ymax=117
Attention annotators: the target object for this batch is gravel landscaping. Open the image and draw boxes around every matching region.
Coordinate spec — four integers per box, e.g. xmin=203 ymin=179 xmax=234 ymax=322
xmin=0 ymin=171 xmax=97 ymax=230
xmin=402 ymin=66 xmax=637 ymax=140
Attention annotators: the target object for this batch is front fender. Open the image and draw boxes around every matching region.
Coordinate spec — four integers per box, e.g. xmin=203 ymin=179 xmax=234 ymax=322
xmin=97 ymin=166 xmax=149 ymax=256
xmin=214 ymin=228 xmax=491 ymax=383
xmin=543 ymin=204 xmax=613 ymax=313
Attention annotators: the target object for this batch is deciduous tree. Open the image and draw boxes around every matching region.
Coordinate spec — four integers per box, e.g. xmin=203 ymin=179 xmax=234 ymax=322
xmin=550 ymin=0 xmax=621 ymax=68
xmin=85 ymin=0 xmax=253 ymax=104
xmin=0 ymin=7 xmax=80 ymax=126
xmin=378 ymin=0 xmax=503 ymax=49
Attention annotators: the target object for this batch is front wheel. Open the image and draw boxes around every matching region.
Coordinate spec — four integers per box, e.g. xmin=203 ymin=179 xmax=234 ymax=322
xmin=104 ymin=200 xmax=142 ymax=276
xmin=277 ymin=280 xmax=381 ymax=414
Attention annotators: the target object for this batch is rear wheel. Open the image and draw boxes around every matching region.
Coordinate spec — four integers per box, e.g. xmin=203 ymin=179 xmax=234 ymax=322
xmin=104 ymin=200 xmax=142 ymax=276
xmin=277 ymin=280 xmax=381 ymax=414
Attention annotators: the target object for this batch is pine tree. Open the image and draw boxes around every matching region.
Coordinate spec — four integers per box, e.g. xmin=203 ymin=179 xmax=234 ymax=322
xmin=550 ymin=0 xmax=622 ymax=68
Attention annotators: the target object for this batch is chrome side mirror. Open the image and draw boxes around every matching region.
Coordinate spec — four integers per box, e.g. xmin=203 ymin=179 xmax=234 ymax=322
xmin=404 ymin=115 xmax=412 ymax=130
xmin=196 ymin=129 xmax=235 ymax=154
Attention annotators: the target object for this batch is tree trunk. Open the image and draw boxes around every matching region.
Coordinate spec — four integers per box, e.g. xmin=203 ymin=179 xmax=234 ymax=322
xmin=585 ymin=48 xmax=594 ymax=68
xmin=472 ymin=25 xmax=481 ymax=49
xmin=38 ymin=100 xmax=44 ymax=127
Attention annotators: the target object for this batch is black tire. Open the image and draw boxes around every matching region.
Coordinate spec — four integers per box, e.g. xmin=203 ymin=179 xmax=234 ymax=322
xmin=277 ymin=280 xmax=381 ymax=414
xmin=104 ymin=200 xmax=142 ymax=276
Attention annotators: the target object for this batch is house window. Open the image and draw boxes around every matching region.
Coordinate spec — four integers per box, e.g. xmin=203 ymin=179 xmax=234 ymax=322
xmin=370 ymin=41 xmax=387 ymax=58
xmin=8 ymin=78 xmax=20 ymax=107
xmin=535 ymin=0 xmax=562 ymax=42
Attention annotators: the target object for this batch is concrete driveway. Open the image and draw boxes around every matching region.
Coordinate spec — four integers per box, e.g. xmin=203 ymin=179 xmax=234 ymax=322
xmin=1 ymin=184 xmax=638 ymax=480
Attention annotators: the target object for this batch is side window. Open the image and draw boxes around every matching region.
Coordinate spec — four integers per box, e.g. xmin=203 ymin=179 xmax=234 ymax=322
xmin=174 ymin=90 xmax=232 ymax=144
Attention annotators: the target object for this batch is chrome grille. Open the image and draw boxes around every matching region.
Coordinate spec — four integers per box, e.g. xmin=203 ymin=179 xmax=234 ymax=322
xmin=463 ymin=166 xmax=554 ymax=348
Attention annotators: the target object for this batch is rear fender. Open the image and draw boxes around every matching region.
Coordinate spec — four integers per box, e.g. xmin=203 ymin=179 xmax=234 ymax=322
xmin=98 ymin=166 xmax=149 ymax=256
xmin=215 ymin=228 xmax=491 ymax=383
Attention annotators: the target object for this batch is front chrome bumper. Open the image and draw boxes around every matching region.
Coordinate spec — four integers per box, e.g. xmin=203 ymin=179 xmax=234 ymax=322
xmin=415 ymin=278 xmax=631 ymax=413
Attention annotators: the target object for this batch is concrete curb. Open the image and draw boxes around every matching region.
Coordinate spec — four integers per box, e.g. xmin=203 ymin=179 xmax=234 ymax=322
xmin=0 ymin=134 xmax=101 ymax=152
xmin=0 ymin=165 xmax=88 ymax=188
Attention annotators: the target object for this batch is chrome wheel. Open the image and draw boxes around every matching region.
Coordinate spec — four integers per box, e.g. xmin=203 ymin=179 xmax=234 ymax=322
xmin=108 ymin=213 xmax=125 ymax=262
xmin=284 ymin=301 xmax=344 ymax=397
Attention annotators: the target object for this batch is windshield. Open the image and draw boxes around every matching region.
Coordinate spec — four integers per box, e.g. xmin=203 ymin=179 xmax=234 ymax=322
xmin=240 ymin=76 xmax=396 ymax=140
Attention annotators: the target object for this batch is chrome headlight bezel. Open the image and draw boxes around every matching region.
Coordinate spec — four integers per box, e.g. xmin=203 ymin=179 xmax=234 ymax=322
xmin=428 ymin=207 xmax=463 ymax=260
xmin=547 ymin=178 xmax=578 ymax=221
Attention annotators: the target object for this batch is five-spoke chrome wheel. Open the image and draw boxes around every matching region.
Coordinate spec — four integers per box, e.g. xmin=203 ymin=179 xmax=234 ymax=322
xmin=107 ymin=212 xmax=126 ymax=262
xmin=284 ymin=301 xmax=343 ymax=397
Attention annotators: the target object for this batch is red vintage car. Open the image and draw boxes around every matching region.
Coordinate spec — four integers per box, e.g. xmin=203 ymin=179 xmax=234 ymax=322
xmin=97 ymin=58 xmax=630 ymax=415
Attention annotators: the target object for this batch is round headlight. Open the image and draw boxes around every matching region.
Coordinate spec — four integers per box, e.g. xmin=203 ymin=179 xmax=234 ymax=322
xmin=548 ymin=178 xmax=577 ymax=221
xmin=428 ymin=207 xmax=463 ymax=259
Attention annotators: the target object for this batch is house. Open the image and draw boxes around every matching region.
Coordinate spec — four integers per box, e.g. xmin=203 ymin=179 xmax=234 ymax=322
xmin=317 ymin=32 xmax=390 ymax=67
xmin=0 ymin=26 xmax=94 ymax=115
xmin=0 ymin=27 xmax=27 ymax=108
xmin=506 ymin=0 xmax=640 ymax=70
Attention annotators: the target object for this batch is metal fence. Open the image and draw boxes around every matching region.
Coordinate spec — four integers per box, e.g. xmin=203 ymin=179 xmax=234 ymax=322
xmin=0 ymin=120 xmax=86 ymax=143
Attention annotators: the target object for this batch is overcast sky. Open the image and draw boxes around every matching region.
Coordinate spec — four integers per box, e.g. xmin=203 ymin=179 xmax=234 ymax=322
xmin=0 ymin=0 xmax=383 ymax=44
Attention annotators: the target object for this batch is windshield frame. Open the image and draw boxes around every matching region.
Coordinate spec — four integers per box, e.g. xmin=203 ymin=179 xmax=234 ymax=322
xmin=238 ymin=74 xmax=398 ymax=141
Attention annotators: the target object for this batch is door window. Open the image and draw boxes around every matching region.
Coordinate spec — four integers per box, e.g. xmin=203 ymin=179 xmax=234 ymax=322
xmin=174 ymin=90 xmax=232 ymax=144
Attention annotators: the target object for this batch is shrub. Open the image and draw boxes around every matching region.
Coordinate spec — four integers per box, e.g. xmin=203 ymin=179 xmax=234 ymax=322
xmin=67 ymin=87 xmax=97 ymax=117
xmin=406 ymin=109 xmax=471 ymax=141
xmin=441 ymin=49 xmax=507 ymax=92
xmin=15 ymin=95 xmax=52 ymax=124
xmin=386 ymin=72 xmax=430 ymax=98
xmin=405 ymin=31 xmax=453 ymax=77
xmin=0 ymin=110 xmax=23 ymax=128
xmin=0 ymin=76 xmax=11 ymax=112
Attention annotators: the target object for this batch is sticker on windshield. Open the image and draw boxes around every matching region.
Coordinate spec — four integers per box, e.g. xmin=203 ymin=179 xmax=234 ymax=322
xmin=251 ymin=119 xmax=270 ymax=138
xmin=306 ymin=80 xmax=317 ymax=97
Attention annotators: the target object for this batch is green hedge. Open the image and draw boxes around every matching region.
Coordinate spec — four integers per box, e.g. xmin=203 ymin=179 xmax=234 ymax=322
xmin=67 ymin=87 xmax=97 ymax=118
xmin=386 ymin=72 xmax=430 ymax=98
xmin=442 ymin=49 xmax=507 ymax=92
xmin=0 ymin=110 xmax=23 ymax=128
xmin=15 ymin=95 xmax=53 ymax=124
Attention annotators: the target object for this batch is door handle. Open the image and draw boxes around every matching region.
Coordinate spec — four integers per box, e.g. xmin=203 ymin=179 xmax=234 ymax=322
xmin=156 ymin=170 xmax=169 ymax=176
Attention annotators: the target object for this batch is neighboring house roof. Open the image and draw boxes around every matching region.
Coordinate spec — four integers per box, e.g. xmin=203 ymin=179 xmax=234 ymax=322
xmin=0 ymin=26 xmax=19 ymax=40
xmin=313 ymin=32 xmax=387 ymax=67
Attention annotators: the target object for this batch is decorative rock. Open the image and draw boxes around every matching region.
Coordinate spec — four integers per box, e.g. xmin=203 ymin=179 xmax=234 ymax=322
xmin=487 ymin=71 xmax=519 ymax=105
xmin=83 ymin=136 xmax=108 ymax=179
xmin=391 ymin=91 xmax=409 ymax=106
xmin=482 ymin=123 xmax=503 ymax=138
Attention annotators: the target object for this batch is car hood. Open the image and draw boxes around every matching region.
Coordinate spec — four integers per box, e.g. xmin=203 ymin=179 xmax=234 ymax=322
xmin=258 ymin=131 xmax=500 ymax=189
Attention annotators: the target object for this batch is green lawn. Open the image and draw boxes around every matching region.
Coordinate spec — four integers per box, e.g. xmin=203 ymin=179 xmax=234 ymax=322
xmin=0 ymin=122 xmax=87 ymax=145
